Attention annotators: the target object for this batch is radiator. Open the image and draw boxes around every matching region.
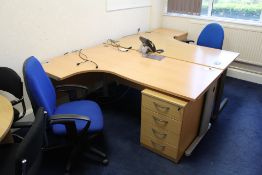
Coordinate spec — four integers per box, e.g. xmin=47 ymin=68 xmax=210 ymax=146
xmin=223 ymin=26 xmax=262 ymax=66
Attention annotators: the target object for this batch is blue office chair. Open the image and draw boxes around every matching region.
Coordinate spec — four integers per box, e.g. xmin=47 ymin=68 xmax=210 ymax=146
xmin=197 ymin=23 xmax=224 ymax=49
xmin=183 ymin=23 xmax=227 ymax=119
xmin=23 ymin=56 xmax=108 ymax=173
xmin=184 ymin=23 xmax=224 ymax=49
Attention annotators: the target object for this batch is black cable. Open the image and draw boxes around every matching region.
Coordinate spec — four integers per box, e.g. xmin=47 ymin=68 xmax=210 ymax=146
xmin=77 ymin=49 xmax=98 ymax=69
xmin=105 ymin=39 xmax=132 ymax=50
xmin=155 ymin=49 xmax=164 ymax=54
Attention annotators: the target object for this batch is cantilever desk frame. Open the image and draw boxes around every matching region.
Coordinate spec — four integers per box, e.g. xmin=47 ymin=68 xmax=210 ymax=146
xmin=43 ymin=28 xmax=239 ymax=158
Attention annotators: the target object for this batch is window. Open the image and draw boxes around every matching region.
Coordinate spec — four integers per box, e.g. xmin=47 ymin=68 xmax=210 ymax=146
xmin=212 ymin=0 xmax=262 ymax=21
xmin=167 ymin=0 xmax=262 ymax=22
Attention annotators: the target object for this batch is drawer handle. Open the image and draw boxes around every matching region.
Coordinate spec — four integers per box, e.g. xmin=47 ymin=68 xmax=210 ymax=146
xmin=151 ymin=140 xmax=166 ymax=151
xmin=152 ymin=129 xmax=167 ymax=139
xmin=153 ymin=102 xmax=170 ymax=113
xmin=152 ymin=116 xmax=168 ymax=126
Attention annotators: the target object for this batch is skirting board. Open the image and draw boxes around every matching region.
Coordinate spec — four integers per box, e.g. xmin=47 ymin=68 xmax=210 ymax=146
xmin=227 ymin=67 xmax=262 ymax=84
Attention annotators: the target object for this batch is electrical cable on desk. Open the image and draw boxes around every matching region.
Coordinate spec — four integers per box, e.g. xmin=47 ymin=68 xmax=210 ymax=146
xmin=104 ymin=39 xmax=132 ymax=52
xmin=121 ymin=29 xmax=152 ymax=39
xmin=77 ymin=49 xmax=99 ymax=69
xmin=64 ymin=50 xmax=79 ymax=55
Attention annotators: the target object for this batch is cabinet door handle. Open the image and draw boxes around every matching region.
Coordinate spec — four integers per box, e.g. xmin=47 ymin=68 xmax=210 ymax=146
xmin=153 ymin=102 xmax=170 ymax=113
xmin=152 ymin=129 xmax=167 ymax=139
xmin=151 ymin=140 xmax=166 ymax=151
xmin=152 ymin=116 xmax=168 ymax=126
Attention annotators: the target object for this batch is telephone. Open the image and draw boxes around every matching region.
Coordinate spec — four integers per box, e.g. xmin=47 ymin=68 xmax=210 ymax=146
xmin=139 ymin=36 xmax=164 ymax=54
xmin=139 ymin=36 xmax=156 ymax=53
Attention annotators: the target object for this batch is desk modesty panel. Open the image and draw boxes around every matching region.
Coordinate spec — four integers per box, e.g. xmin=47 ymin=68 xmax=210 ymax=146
xmin=0 ymin=95 xmax=14 ymax=142
xmin=43 ymin=45 xmax=222 ymax=101
xmin=118 ymin=28 xmax=239 ymax=70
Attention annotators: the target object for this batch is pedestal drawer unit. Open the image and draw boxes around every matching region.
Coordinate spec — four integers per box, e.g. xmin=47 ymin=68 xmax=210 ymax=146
xmin=140 ymin=89 xmax=204 ymax=163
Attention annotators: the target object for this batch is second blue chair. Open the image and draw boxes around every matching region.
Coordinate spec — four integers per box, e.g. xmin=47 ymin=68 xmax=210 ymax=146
xmin=23 ymin=56 xmax=108 ymax=173
xmin=184 ymin=23 xmax=224 ymax=49
xmin=197 ymin=23 xmax=224 ymax=49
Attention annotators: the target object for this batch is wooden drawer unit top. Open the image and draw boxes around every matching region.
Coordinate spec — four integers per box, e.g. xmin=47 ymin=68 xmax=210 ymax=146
xmin=142 ymin=89 xmax=187 ymax=118
xmin=141 ymin=107 xmax=182 ymax=134
xmin=141 ymin=135 xmax=178 ymax=162
xmin=141 ymin=123 xmax=180 ymax=147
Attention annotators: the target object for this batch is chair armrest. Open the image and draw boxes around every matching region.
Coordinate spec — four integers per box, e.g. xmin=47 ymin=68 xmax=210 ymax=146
xmin=55 ymin=84 xmax=89 ymax=101
xmin=49 ymin=114 xmax=91 ymax=141
xmin=49 ymin=114 xmax=91 ymax=123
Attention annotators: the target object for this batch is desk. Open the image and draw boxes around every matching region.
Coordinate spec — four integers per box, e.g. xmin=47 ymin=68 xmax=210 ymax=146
xmin=44 ymin=45 xmax=222 ymax=101
xmin=43 ymin=28 xmax=238 ymax=162
xmin=152 ymin=28 xmax=188 ymax=41
xmin=118 ymin=28 xmax=239 ymax=70
xmin=0 ymin=95 xmax=14 ymax=143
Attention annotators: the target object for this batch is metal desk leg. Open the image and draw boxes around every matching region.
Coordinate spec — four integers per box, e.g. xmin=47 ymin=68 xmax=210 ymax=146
xmin=212 ymin=70 xmax=228 ymax=120
xmin=185 ymin=80 xmax=218 ymax=156
xmin=219 ymin=98 xmax=228 ymax=112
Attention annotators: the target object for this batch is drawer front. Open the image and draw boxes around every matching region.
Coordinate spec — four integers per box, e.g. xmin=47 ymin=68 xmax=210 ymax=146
xmin=141 ymin=107 xmax=182 ymax=134
xmin=142 ymin=95 xmax=183 ymax=118
xmin=141 ymin=135 xmax=178 ymax=159
xmin=141 ymin=123 xmax=180 ymax=147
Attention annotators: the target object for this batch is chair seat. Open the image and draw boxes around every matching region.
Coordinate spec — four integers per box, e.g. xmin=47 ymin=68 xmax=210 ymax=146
xmin=52 ymin=100 xmax=104 ymax=135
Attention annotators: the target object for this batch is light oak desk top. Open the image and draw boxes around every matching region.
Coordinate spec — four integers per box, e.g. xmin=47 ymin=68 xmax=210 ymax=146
xmin=0 ymin=95 xmax=14 ymax=142
xmin=118 ymin=28 xmax=239 ymax=70
xmin=43 ymin=45 xmax=222 ymax=101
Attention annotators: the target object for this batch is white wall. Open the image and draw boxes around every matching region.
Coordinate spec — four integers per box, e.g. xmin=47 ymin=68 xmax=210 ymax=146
xmin=150 ymin=0 xmax=164 ymax=30
xmin=0 ymin=0 xmax=155 ymax=113
xmin=0 ymin=0 xmax=152 ymax=71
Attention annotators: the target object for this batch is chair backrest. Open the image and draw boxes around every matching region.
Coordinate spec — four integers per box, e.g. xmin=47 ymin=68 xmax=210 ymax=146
xmin=23 ymin=56 xmax=56 ymax=116
xmin=15 ymin=107 xmax=46 ymax=175
xmin=197 ymin=23 xmax=224 ymax=50
xmin=0 ymin=67 xmax=23 ymax=99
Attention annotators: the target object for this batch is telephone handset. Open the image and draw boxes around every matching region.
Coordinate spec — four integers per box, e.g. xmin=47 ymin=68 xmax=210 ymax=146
xmin=139 ymin=36 xmax=164 ymax=54
xmin=139 ymin=36 xmax=156 ymax=53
